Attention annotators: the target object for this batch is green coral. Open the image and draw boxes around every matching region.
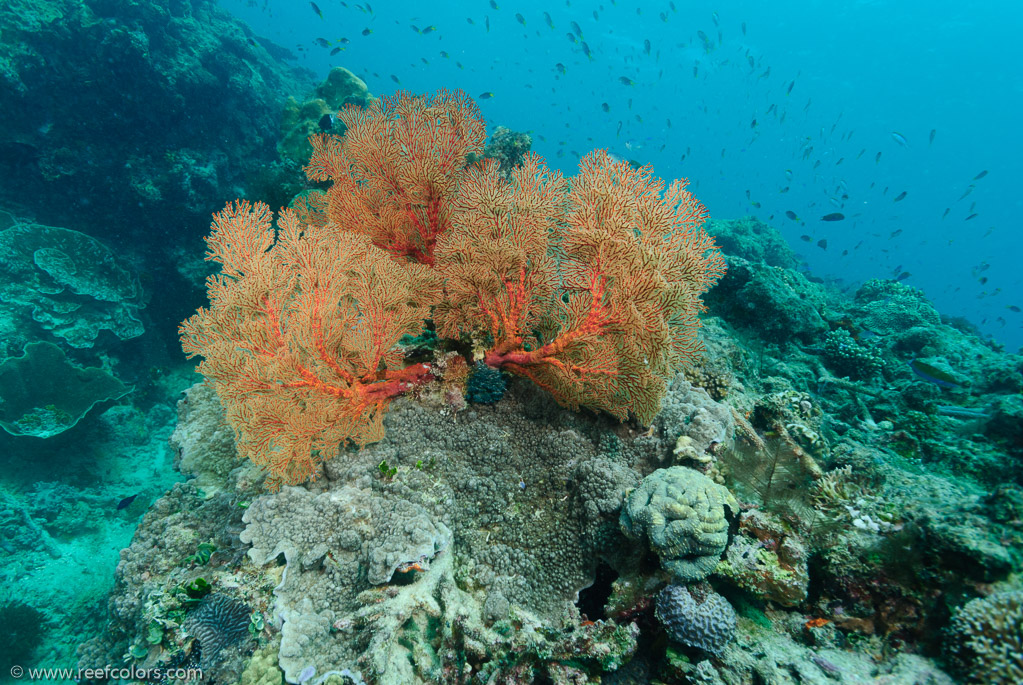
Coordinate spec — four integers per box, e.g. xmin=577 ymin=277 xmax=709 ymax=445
xmin=822 ymin=328 xmax=884 ymax=380
xmin=620 ymin=466 xmax=738 ymax=582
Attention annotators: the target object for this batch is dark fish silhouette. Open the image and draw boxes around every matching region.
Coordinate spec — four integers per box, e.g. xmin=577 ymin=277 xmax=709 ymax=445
xmin=820 ymin=213 xmax=844 ymax=221
xmin=117 ymin=494 xmax=139 ymax=510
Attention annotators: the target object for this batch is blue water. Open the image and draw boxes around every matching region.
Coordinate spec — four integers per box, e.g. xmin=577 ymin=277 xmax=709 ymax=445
xmin=221 ymin=0 xmax=1023 ymax=351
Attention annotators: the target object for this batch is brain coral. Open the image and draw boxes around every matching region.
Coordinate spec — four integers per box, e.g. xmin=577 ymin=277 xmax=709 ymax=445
xmin=655 ymin=583 xmax=737 ymax=655
xmin=620 ymin=466 xmax=737 ymax=582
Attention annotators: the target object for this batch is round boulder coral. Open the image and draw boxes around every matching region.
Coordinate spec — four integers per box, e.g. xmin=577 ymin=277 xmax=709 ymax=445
xmin=620 ymin=466 xmax=737 ymax=582
xmin=656 ymin=583 xmax=736 ymax=655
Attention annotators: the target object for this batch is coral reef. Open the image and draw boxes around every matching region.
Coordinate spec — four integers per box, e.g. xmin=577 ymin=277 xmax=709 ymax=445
xmin=77 ymin=213 xmax=1023 ymax=685
xmin=715 ymin=509 xmax=809 ymax=607
xmin=182 ymin=90 xmax=726 ymax=488
xmin=0 ymin=0 xmax=312 ymax=235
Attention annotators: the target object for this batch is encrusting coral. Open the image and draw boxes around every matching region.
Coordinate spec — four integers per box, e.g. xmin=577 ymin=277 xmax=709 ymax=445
xmin=180 ymin=89 xmax=725 ymax=489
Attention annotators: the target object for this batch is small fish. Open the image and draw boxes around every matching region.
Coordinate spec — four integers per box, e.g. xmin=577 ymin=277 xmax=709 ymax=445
xmin=973 ymin=170 xmax=988 ymax=180
xmin=820 ymin=213 xmax=844 ymax=221
xmin=566 ymin=32 xmax=577 ymax=43
xmin=942 ymin=207 xmax=950 ymax=219
xmin=799 ymin=234 xmax=811 ymax=242
xmin=117 ymin=494 xmax=139 ymax=511
xmin=785 ymin=210 xmax=799 ymax=220
xmin=330 ymin=47 xmax=342 ymax=55
xmin=422 ymin=25 xmax=437 ymax=34
xmin=644 ymin=38 xmax=651 ymax=55
xmin=572 ymin=20 xmax=583 ymax=37
xmin=478 ymin=91 xmax=494 ymax=99
xmin=908 ymin=359 xmax=962 ymax=389
xmin=964 ymin=213 xmax=978 ymax=221
xmin=601 ymin=102 xmax=610 ymax=112
xmin=712 ymin=11 xmax=719 ymax=26
xmin=875 ymin=151 xmax=882 ymax=164
xmin=515 ymin=12 xmax=525 ymax=25
xmin=929 ymin=129 xmax=936 ymax=145
xmin=486 ymin=15 xmax=490 ymax=32
xmin=895 ymin=271 xmax=912 ymax=281
xmin=786 ymin=80 xmax=794 ymax=95
xmin=361 ymin=27 xmax=372 ymax=36
xmin=893 ymin=191 xmax=907 ymax=202
xmin=890 ymin=228 xmax=902 ymax=238
xmin=1008 ymin=306 xmax=1021 ymax=313
xmin=555 ymin=62 xmax=566 ymax=74
xmin=314 ymin=37 xmax=330 ymax=48
xmin=891 ymin=131 xmax=908 ymax=147
xmin=619 ymin=76 xmax=634 ymax=86
xmin=310 ymin=1 xmax=323 ymax=19
xmin=390 ymin=74 xmax=400 ymax=84
xmin=750 ymin=118 xmax=757 ymax=129
xmin=817 ymin=239 xmax=828 ymax=250
xmin=580 ymin=41 xmax=592 ymax=59
xmin=489 ymin=0 xmax=499 ymax=8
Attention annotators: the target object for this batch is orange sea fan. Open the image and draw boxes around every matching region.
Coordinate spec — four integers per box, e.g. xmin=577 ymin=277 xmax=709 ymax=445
xmin=179 ymin=200 xmax=437 ymax=489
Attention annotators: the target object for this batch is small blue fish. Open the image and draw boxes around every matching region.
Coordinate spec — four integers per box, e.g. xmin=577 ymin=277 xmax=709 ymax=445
xmin=891 ymin=131 xmax=908 ymax=146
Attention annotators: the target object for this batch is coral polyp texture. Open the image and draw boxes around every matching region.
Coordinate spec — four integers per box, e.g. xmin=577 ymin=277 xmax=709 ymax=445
xmin=620 ymin=465 xmax=738 ymax=582
xmin=947 ymin=590 xmax=1023 ymax=683
xmin=655 ymin=583 xmax=737 ymax=655
xmin=180 ymin=90 xmax=725 ymax=489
